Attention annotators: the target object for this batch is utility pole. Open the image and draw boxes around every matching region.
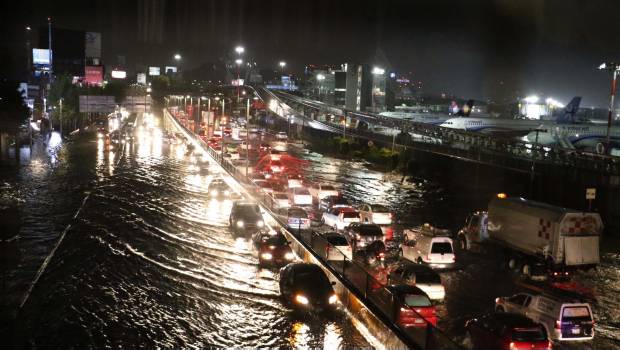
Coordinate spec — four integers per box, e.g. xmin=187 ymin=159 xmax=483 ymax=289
xmin=598 ymin=62 xmax=619 ymax=154
xmin=59 ymin=98 xmax=63 ymax=136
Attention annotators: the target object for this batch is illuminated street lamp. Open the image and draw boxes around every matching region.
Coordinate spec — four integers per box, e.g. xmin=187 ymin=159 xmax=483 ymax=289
xmin=372 ymin=67 xmax=385 ymax=75
xmin=279 ymin=61 xmax=286 ymax=73
xmin=316 ymin=74 xmax=325 ymax=100
xmin=524 ymin=95 xmax=539 ymax=104
xmin=235 ymin=46 xmax=244 ymax=55
xmin=598 ymin=62 xmax=620 ymax=153
xmin=174 ymin=53 xmax=181 ymax=61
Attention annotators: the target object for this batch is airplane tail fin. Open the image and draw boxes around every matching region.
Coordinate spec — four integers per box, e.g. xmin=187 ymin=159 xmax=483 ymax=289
xmin=456 ymin=99 xmax=474 ymax=117
xmin=556 ymin=96 xmax=581 ymax=123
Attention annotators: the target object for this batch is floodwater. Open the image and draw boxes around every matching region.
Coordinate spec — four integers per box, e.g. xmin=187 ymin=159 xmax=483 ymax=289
xmin=290 ymin=142 xmax=620 ymax=350
xmin=0 ymin=122 xmax=370 ymax=348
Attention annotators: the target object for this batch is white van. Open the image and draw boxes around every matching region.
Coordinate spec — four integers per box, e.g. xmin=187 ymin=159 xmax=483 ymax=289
xmin=401 ymin=225 xmax=455 ymax=269
xmin=495 ymin=292 xmax=595 ymax=342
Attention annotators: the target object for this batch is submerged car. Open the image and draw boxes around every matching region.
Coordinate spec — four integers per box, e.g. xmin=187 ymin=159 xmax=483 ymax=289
xmin=465 ymin=312 xmax=551 ymax=350
xmin=279 ymin=263 xmax=338 ymax=312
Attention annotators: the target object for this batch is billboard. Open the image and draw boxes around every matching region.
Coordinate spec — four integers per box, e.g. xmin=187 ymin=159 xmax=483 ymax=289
xmin=85 ymin=32 xmax=102 ymax=58
xmin=149 ymin=66 xmax=160 ymax=76
xmin=85 ymin=66 xmax=104 ymax=86
xmin=165 ymin=66 xmax=177 ymax=74
xmin=137 ymin=73 xmax=147 ymax=85
xmin=33 ymin=49 xmax=51 ymax=65
xmin=111 ymin=70 xmax=127 ymax=79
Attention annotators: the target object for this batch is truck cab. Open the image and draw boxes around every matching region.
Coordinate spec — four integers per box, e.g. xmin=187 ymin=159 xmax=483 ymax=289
xmin=458 ymin=211 xmax=489 ymax=251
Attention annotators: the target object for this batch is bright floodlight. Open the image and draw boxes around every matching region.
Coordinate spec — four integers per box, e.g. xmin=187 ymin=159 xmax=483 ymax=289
xmin=235 ymin=58 xmax=243 ymax=65
xmin=174 ymin=53 xmax=181 ymax=61
xmin=598 ymin=63 xmax=607 ymax=70
xmin=279 ymin=61 xmax=286 ymax=68
xmin=235 ymin=46 xmax=245 ymax=54
xmin=372 ymin=67 xmax=385 ymax=75
xmin=524 ymin=95 xmax=539 ymax=104
xmin=317 ymin=74 xmax=325 ymax=81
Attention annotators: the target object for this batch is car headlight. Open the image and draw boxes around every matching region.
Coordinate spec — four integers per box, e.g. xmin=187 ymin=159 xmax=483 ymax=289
xmin=257 ymin=220 xmax=264 ymax=228
xmin=236 ymin=220 xmax=244 ymax=228
xmin=211 ymin=190 xmax=218 ymax=196
xmin=260 ymin=252 xmax=273 ymax=260
xmin=295 ymin=294 xmax=309 ymax=305
xmin=329 ymin=294 xmax=338 ymax=304
xmin=284 ymin=252 xmax=295 ymax=260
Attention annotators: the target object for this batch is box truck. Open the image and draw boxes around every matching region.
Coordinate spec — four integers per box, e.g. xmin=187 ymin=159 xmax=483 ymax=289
xmin=458 ymin=196 xmax=601 ymax=277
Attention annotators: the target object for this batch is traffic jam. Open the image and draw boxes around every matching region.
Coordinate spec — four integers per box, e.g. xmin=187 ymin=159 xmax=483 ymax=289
xmin=169 ymin=106 xmax=604 ymax=350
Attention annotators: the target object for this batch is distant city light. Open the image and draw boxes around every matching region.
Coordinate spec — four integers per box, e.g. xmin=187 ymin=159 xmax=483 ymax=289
xmin=279 ymin=61 xmax=286 ymax=68
xmin=235 ymin=46 xmax=245 ymax=54
xmin=545 ymin=97 xmax=564 ymax=108
xmin=235 ymin=58 xmax=243 ymax=65
xmin=390 ymin=72 xmax=396 ymax=78
xmin=524 ymin=95 xmax=539 ymax=104
xmin=174 ymin=53 xmax=182 ymax=61
xmin=372 ymin=67 xmax=385 ymax=75
xmin=316 ymin=74 xmax=325 ymax=81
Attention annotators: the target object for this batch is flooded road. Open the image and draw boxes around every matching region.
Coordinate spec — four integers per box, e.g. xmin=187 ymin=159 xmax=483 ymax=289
xmin=1 ymin=120 xmax=371 ymax=348
xmin=287 ymin=142 xmax=620 ymax=349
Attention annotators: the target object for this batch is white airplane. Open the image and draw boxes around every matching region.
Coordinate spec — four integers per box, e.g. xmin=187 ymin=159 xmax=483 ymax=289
xmin=379 ymin=100 xmax=476 ymax=125
xmin=438 ymin=98 xmax=620 ymax=153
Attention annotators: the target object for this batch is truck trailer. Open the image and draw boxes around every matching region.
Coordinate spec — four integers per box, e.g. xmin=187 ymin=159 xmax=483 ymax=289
xmin=458 ymin=196 xmax=601 ymax=277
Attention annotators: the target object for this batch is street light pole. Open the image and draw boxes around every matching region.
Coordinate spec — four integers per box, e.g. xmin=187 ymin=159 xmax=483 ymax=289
xmin=59 ymin=98 xmax=63 ymax=136
xmin=599 ymin=62 xmax=619 ymax=154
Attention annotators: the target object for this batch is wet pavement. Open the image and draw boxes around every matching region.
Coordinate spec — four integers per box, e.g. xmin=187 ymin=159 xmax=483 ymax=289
xmin=1 ymin=118 xmax=371 ymax=348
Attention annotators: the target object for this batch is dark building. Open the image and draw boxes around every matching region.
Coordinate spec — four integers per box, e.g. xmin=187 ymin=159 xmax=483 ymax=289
xmin=345 ymin=63 xmax=372 ymax=111
xmin=38 ymin=27 xmax=85 ymax=77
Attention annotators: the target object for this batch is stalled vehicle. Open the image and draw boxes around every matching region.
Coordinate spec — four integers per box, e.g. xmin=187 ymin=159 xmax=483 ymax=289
xmin=343 ymin=222 xmax=384 ymax=249
xmin=495 ymin=292 xmax=595 ymax=342
xmin=279 ymin=263 xmax=338 ymax=312
xmin=373 ymin=285 xmax=437 ymax=328
xmin=319 ymin=195 xmax=350 ymax=211
xmin=308 ymin=183 xmax=339 ymax=201
xmin=286 ymin=206 xmax=311 ymax=230
xmin=288 ymin=187 xmax=313 ymax=206
xmin=465 ymin=312 xmax=552 ymax=350
xmin=323 ymin=232 xmax=353 ymax=260
xmin=458 ymin=195 xmax=602 ymax=277
xmin=322 ymin=207 xmax=360 ymax=231
xmin=387 ymin=262 xmax=445 ymax=301
xmin=207 ymin=179 xmax=231 ymax=198
xmin=358 ymin=204 xmax=393 ymax=225
xmin=401 ymin=224 xmax=456 ymax=269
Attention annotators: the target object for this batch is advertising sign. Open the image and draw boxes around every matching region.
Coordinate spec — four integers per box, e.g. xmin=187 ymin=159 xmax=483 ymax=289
xmin=165 ymin=66 xmax=177 ymax=74
xmin=111 ymin=70 xmax=127 ymax=79
xmin=85 ymin=32 xmax=102 ymax=58
xmin=149 ymin=66 xmax=160 ymax=76
xmin=85 ymin=66 xmax=104 ymax=86
xmin=137 ymin=73 xmax=147 ymax=85
xmin=32 ymin=49 xmax=51 ymax=65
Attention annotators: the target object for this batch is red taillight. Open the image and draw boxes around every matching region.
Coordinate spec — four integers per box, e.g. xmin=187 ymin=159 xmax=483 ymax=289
xmin=546 ymin=340 xmax=552 ymax=349
xmin=555 ymin=320 xmax=561 ymax=329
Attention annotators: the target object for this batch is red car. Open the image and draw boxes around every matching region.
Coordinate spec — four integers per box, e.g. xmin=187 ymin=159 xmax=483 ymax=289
xmin=374 ymin=285 xmax=436 ymax=328
xmin=252 ymin=231 xmax=295 ymax=267
xmin=465 ymin=312 xmax=551 ymax=350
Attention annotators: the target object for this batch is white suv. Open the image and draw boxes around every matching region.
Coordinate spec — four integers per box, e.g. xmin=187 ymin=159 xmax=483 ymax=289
xmin=495 ymin=292 xmax=595 ymax=342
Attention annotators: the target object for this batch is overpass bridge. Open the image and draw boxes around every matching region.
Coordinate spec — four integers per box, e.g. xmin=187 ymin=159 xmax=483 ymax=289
xmin=251 ymin=85 xmax=620 ymax=178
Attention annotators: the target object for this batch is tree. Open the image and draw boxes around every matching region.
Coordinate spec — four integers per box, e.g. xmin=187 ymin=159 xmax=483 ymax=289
xmin=48 ymin=74 xmax=79 ymax=131
xmin=104 ymin=80 xmax=128 ymax=104
xmin=0 ymin=80 xmax=30 ymax=133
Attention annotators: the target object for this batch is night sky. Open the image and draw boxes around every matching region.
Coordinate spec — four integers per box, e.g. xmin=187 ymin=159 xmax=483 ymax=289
xmin=1 ymin=0 xmax=619 ymax=106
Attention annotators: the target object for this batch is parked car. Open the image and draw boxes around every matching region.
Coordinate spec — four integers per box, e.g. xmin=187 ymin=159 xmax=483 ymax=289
xmin=495 ymin=292 xmax=595 ymax=342
xmin=465 ymin=312 xmax=551 ymax=350
xmin=358 ymin=204 xmax=393 ymax=225
xmin=387 ymin=262 xmax=445 ymax=301
xmin=323 ymin=232 xmax=353 ymax=260
xmin=275 ymin=131 xmax=288 ymax=140
xmin=343 ymin=222 xmax=384 ymax=249
xmin=308 ymin=183 xmax=339 ymax=201
xmin=322 ymin=207 xmax=360 ymax=231
xmin=252 ymin=231 xmax=295 ymax=267
xmin=319 ymin=195 xmax=350 ymax=211
xmin=229 ymin=201 xmax=264 ymax=236
xmin=287 ymin=206 xmax=311 ymax=230
xmin=288 ymin=187 xmax=313 ymax=206
xmin=271 ymin=192 xmax=290 ymax=209
xmin=401 ymin=225 xmax=456 ymax=269
xmin=373 ymin=285 xmax=437 ymax=328
xmin=279 ymin=263 xmax=338 ymax=311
